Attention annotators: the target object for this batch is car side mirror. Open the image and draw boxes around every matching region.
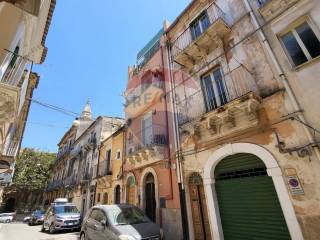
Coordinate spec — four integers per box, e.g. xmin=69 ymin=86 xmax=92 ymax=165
xmin=100 ymin=219 xmax=107 ymax=227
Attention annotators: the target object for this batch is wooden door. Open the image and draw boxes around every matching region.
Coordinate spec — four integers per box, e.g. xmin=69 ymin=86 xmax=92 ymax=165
xmin=115 ymin=185 xmax=121 ymax=204
xmin=189 ymin=173 xmax=211 ymax=240
xmin=145 ymin=173 xmax=156 ymax=222
xmin=128 ymin=185 xmax=136 ymax=205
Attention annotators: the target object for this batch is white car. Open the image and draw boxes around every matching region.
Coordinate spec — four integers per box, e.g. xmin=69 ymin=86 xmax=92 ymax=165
xmin=0 ymin=213 xmax=14 ymax=223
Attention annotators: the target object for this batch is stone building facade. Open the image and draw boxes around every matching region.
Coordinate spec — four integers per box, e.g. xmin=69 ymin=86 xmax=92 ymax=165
xmin=0 ymin=0 xmax=55 ymax=202
xmin=44 ymin=0 xmax=320 ymax=239
xmin=165 ymin=0 xmax=320 ymax=239
xmin=122 ymin=25 xmax=183 ymax=239
xmin=95 ymin=126 xmax=125 ymax=206
xmin=45 ymin=103 xmax=124 ymax=216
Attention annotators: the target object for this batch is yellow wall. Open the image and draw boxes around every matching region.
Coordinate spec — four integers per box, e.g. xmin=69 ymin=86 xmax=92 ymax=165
xmin=95 ymin=129 xmax=124 ymax=205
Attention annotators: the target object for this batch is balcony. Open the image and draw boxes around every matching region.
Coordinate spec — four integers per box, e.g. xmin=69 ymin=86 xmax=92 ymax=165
xmin=176 ymin=66 xmax=261 ymax=143
xmin=81 ymin=167 xmax=93 ymax=182
xmin=83 ymin=136 xmax=97 ymax=150
xmin=124 ymin=79 xmax=165 ymax=119
xmin=97 ymin=160 xmax=112 ymax=178
xmin=0 ymin=50 xmax=32 ymax=123
xmin=258 ymin=0 xmax=299 ymax=21
xmin=1 ymin=0 xmax=42 ymax=16
xmin=64 ymin=175 xmax=78 ymax=187
xmin=46 ymin=179 xmax=64 ymax=191
xmin=171 ymin=2 xmax=231 ymax=69
xmin=56 ymin=146 xmax=73 ymax=162
xmin=126 ymin=125 xmax=168 ymax=167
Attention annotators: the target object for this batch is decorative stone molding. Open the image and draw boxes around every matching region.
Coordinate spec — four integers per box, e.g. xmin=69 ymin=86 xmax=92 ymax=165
xmin=259 ymin=0 xmax=300 ymax=21
xmin=181 ymin=93 xmax=261 ymax=143
xmin=126 ymin=145 xmax=167 ymax=168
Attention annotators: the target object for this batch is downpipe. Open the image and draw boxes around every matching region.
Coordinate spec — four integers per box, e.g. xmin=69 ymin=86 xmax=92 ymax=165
xmin=166 ymin=40 xmax=189 ymax=240
xmin=242 ymin=0 xmax=320 ymax=161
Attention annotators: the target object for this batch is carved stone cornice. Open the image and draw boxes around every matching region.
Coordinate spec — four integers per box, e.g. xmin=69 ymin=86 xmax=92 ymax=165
xmin=180 ymin=92 xmax=261 ymax=144
xmin=259 ymin=0 xmax=300 ymax=21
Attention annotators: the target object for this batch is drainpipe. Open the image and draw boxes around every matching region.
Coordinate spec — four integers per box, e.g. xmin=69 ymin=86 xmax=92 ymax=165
xmin=165 ymin=39 xmax=189 ymax=240
xmin=242 ymin=0 xmax=320 ymax=161
xmin=160 ymin=45 xmax=173 ymax=201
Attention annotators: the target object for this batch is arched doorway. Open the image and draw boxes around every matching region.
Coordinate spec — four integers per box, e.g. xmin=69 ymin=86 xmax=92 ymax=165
xmin=114 ymin=185 xmax=121 ymax=204
xmin=188 ymin=173 xmax=211 ymax=240
xmin=5 ymin=198 xmax=15 ymax=212
xmin=103 ymin=192 xmax=108 ymax=204
xmin=214 ymin=153 xmax=290 ymax=240
xmin=145 ymin=173 xmax=156 ymax=222
xmin=127 ymin=176 xmax=136 ymax=205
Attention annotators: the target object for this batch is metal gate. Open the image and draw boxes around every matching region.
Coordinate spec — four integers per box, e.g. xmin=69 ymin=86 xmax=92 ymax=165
xmin=214 ymin=153 xmax=291 ymax=240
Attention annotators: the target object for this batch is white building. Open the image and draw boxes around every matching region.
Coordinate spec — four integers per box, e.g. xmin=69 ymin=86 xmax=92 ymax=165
xmin=0 ymin=0 xmax=55 ymax=202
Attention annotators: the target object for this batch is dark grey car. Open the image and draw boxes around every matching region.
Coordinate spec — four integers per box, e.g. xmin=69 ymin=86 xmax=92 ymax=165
xmin=80 ymin=204 xmax=161 ymax=240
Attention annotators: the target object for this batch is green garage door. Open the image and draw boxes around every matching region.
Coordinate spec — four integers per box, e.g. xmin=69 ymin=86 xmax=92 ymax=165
xmin=215 ymin=153 xmax=291 ymax=240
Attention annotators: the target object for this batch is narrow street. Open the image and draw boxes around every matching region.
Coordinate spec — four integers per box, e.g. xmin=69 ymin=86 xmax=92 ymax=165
xmin=0 ymin=223 xmax=79 ymax=240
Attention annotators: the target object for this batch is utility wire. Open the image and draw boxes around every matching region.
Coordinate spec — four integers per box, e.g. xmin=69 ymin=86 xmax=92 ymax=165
xmin=27 ymin=121 xmax=70 ymax=129
xmin=27 ymin=97 xmax=80 ymax=118
xmin=125 ymin=1 xmax=303 ymax=124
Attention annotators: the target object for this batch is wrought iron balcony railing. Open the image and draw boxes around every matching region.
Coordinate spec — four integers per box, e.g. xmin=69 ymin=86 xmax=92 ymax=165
xmin=176 ymin=65 xmax=260 ymax=126
xmin=97 ymin=161 xmax=112 ymax=178
xmin=171 ymin=2 xmax=232 ymax=60
xmin=0 ymin=49 xmax=32 ymax=87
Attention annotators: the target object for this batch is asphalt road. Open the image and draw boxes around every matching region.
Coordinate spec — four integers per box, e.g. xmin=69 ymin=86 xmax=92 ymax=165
xmin=0 ymin=222 xmax=80 ymax=240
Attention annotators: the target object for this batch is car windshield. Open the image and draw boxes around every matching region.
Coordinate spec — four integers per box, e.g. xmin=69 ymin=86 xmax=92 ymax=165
xmin=108 ymin=206 xmax=150 ymax=225
xmin=54 ymin=206 xmax=79 ymax=215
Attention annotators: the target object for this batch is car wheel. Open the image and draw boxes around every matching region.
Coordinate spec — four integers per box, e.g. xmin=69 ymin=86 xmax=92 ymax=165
xmin=49 ymin=224 xmax=55 ymax=234
xmin=5 ymin=219 xmax=10 ymax=223
xmin=41 ymin=224 xmax=45 ymax=232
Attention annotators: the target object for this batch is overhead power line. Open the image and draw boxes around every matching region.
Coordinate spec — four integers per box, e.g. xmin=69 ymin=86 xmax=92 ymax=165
xmin=27 ymin=97 xmax=80 ymax=118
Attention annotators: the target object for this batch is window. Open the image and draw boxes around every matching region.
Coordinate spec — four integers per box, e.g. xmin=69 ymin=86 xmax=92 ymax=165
xmin=9 ymin=46 xmax=20 ymax=68
xmin=105 ymin=149 xmax=111 ymax=173
xmin=201 ymin=67 xmax=228 ymax=112
xmin=103 ymin=193 xmax=108 ymax=204
xmin=116 ymin=151 xmax=121 ymax=160
xmin=190 ymin=11 xmax=210 ymax=40
xmin=90 ymin=209 xmax=106 ymax=222
xmin=280 ymin=21 xmax=320 ymax=67
xmin=97 ymin=193 xmax=101 ymax=203
xmin=141 ymin=113 xmax=152 ymax=146
xmin=256 ymin=0 xmax=269 ymax=7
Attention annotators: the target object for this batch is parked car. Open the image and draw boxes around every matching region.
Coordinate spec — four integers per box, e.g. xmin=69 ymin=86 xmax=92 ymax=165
xmin=23 ymin=216 xmax=31 ymax=223
xmin=80 ymin=204 xmax=162 ymax=240
xmin=0 ymin=213 xmax=14 ymax=223
xmin=42 ymin=200 xmax=81 ymax=233
xmin=29 ymin=210 xmax=45 ymax=225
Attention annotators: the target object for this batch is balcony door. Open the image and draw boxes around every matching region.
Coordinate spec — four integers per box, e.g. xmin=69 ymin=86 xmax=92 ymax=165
xmin=105 ymin=149 xmax=111 ymax=174
xmin=190 ymin=12 xmax=210 ymax=40
xmin=201 ymin=68 xmax=228 ymax=112
xmin=141 ymin=113 xmax=152 ymax=147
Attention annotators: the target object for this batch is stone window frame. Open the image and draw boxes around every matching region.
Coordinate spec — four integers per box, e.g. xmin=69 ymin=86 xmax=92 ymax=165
xmin=278 ymin=15 xmax=320 ymax=69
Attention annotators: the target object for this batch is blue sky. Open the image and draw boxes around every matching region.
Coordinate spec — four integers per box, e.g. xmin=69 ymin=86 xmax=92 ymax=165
xmin=22 ymin=0 xmax=190 ymax=152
